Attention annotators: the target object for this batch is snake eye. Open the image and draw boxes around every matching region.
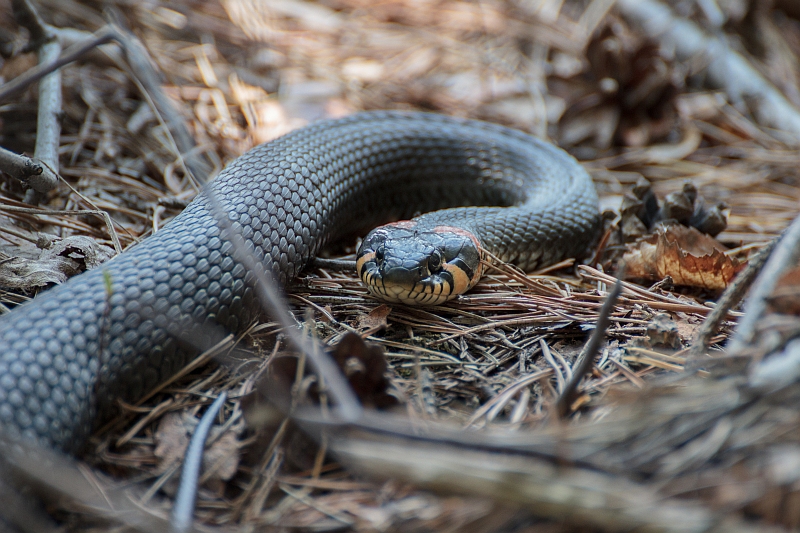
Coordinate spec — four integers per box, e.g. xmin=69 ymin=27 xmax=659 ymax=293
xmin=428 ymin=250 xmax=443 ymax=274
xmin=375 ymin=244 xmax=385 ymax=262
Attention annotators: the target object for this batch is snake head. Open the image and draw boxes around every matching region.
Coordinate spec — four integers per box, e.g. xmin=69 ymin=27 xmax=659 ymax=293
xmin=356 ymin=223 xmax=484 ymax=305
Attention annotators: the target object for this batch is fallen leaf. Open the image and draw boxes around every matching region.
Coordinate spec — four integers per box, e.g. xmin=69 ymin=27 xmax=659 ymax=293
xmin=260 ymin=333 xmax=399 ymax=411
xmin=329 ymin=332 xmax=399 ymax=409
xmin=623 ymin=223 xmax=742 ymax=291
xmin=357 ymin=304 xmax=391 ymax=332
xmin=154 ymin=411 xmax=240 ymax=485
xmin=0 ymin=236 xmax=114 ymax=290
xmin=200 ymin=431 xmax=240 ymax=481
xmin=243 ymin=333 xmax=399 ymax=470
xmin=153 ymin=412 xmax=189 ymax=474
xmin=645 ymin=313 xmax=681 ymax=349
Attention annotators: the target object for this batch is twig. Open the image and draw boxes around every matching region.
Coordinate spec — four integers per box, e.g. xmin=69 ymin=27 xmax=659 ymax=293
xmin=110 ymin=25 xmax=214 ymax=184
xmin=327 ymin=434 xmax=756 ymax=533
xmin=204 ymin=187 xmax=363 ymax=421
xmin=616 ymin=0 xmax=800 ymax=137
xmin=29 ymin=37 xmax=60 ymax=204
xmin=0 ymin=146 xmax=58 ymax=194
xmin=0 ymin=204 xmax=122 ymax=254
xmin=556 ymin=277 xmax=622 ymax=418
xmin=311 ymin=257 xmax=356 ymax=272
xmin=0 ymin=434 xmax=172 ymax=532
xmin=292 ymin=406 xmax=763 ymax=533
xmin=0 ymin=27 xmax=115 ymax=104
xmin=686 ymin=240 xmax=777 ymax=361
xmin=0 ymin=22 xmax=214 ymax=187
xmin=52 ymin=25 xmax=218 ymax=186
xmin=171 ymin=391 xmax=228 ymax=533
xmin=728 ymin=214 xmax=800 ymax=352
xmin=10 ymin=0 xmax=62 ymax=203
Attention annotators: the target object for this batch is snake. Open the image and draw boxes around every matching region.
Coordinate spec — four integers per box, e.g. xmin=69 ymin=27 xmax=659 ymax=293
xmin=0 ymin=111 xmax=599 ymax=454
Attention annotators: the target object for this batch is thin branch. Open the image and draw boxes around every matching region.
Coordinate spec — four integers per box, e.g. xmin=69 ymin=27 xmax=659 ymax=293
xmin=9 ymin=0 xmax=62 ymax=203
xmin=204 ymin=186 xmax=363 ymax=422
xmin=556 ymin=277 xmax=622 ymax=417
xmin=28 ymin=36 xmax=61 ymax=204
xmin=171 ymin=391 xmax=228 ymax=533
xmin=0 ymin=27 xmax=115 ymax=104
xmin=0 ymin=146 xmax=58 ymax=193
xmin=687 ymin=240 xmax=777 ymax=361
xmin=110 ymin=25 xmax=214 ymax=184
xmin=617 ymin=0 xmax=800 ymax=138
xmin=729 ymin=213 xmax=800 ymax=352
xmin=0 ymin=23 xmax=214 ymax=187
xmin=327 ymin=433 xmax=756 ymax=533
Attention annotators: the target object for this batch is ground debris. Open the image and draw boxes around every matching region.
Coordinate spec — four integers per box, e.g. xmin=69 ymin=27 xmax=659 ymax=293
xmin=1 ymin=0 xmax=800 ymax=531
xmin=623 ymin=222 xmax=743 ymax=291
xmin=154 ymin=410 xmax=241 ymax=494
xmin=0 ymin=234 xmax=114 ymax=289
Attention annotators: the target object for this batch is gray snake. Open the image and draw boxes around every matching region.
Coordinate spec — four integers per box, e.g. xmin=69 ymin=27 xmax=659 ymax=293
xmin=0 ymin=111 xmax=599 ymax=453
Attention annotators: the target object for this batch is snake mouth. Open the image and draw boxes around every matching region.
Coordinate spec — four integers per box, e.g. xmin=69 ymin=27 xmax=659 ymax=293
xmin=356 ymin=224 xmax=484 ymax=305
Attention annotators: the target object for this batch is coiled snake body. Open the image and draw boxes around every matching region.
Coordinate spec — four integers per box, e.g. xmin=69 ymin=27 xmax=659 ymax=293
xmin=0 ymin=111 xmax=599 ymax=453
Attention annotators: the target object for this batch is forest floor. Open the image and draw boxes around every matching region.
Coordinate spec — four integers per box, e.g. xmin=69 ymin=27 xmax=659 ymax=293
xmin=2 ymin=0 xmax=800 ymax=531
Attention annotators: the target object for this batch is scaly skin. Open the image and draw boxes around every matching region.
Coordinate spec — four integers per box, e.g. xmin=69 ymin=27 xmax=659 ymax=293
xmin=0 ymin=111 xmax=599 ymax=454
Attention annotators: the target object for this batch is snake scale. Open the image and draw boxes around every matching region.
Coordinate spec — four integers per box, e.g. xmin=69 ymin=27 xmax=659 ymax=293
xmin=0 ymin=111 xmax=599 ymax=454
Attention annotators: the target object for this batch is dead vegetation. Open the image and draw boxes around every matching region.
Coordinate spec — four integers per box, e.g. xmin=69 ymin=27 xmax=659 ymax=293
xmin=2 ymin=0 xmax=800 ymax=531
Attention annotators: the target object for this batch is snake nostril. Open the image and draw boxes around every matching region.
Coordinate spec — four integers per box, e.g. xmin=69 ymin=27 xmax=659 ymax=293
xmin=427 ymin=250 xmax=443 ymax=274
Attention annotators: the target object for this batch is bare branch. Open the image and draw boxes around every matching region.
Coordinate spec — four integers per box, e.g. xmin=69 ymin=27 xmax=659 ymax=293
xmin=0 ymin=28 xmax=115 ymax=104
xmin=556 ymin=277 xmax=622 ymax=417
xmin=7 ymin=0 xmax=62 ymax=203
xmin=171 ymin=392 xmax=228 ymax=533
xmin=0 ymin=24 xmax=214 ymax=188
xmin=28 ymin=36 xmax=61 ymax=203
xmin=617 ymin=0 xmax=800 ymax=139
xmin=110 ymin=26 xmax=214 ymax=184
xmin=0 ymin=146 xmax=57 ymax=193
xmin=729 ymin=214 xmax=800 ymax=351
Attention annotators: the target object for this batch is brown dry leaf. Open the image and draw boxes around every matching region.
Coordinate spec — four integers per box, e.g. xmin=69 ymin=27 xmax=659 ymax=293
xmin=0 ymin=236 xmax=114 ymax=290
xmin=248 ymin=333 xmax=398 ymax=426
xmin=329 ymin=333 xmax=399 ymax=409
xmin=154 ymin=411 xmax=240 ymax=482
xmin=623 ymin=223 xmax=742 ymax=291
xmin=766 ymin=266 xmax=800 ymax=315
xmin=154 ymin=412 xmax=188 ymax=475
xmin=357 ymin=304 xmax=391 ymax=331
xmin=200 ymin=431 xmax=240 ymax=481
xmin=674 ymin=314 xmax=705 ymax=344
